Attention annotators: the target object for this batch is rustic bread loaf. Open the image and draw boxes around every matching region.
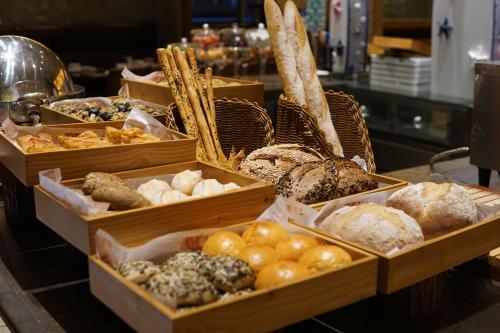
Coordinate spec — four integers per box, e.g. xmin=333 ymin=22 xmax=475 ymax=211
xmin=385 ymin=182 xmax=478 ymax=239
xmin=238 ymin=144 xmax=322 ymax=184
xmin=283 ymin=0 xmax=343 ymax=156
xmin=319 ymin=203 xmax=424 ymax=253
xmin=264 ymin=0 xmax=306 ymax=105
xmin=276 ymin=156 xmax=377 ymax=204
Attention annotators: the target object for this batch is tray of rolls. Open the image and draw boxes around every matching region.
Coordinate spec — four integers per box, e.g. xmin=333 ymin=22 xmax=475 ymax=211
xmin=89 ymin=218 xmax=377 ymax=333
xmin=0 ymin=113 xmax=195 ymax=186
xmin=291 ymin=182 xmax=500 ymax=293
xmin=40 ymin=96 xmax=171 ymax=125
xmin=34 ymin=161 xmax=275 ymax=254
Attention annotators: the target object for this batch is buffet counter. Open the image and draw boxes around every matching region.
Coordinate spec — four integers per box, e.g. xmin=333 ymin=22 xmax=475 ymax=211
xmin=0 ymin=158 xmax=498 ymax=333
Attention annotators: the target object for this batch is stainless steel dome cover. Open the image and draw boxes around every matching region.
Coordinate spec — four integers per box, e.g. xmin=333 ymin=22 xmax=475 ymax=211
xmin=0 ymin=35 xmax=75 ymax=102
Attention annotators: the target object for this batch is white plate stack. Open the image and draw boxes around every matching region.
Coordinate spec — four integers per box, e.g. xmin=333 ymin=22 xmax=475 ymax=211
xmin=369 ymin=55 xmax=431 ymax=95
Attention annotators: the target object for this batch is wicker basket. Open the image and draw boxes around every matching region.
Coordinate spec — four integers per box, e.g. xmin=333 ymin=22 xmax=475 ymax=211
xmin=169 ymin=97 xmax=275 ymax=157
xmin=276 ymin=90 xmax=376 ymax=173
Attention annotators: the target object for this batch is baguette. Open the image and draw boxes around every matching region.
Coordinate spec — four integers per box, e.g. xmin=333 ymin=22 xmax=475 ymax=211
xmin=284 ymin=0 xmax=343 ymax=156
xmin=264 ymin=0 xmax=306 ymax=105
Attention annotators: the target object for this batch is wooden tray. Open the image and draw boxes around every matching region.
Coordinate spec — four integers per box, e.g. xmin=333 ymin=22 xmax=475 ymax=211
xmin=123 ymin=75 xmax=264 ymax=106
xmin=309 ymin=173 xmax=407 ymax=209
xmin=295 ymin=186 xmax=500 ymax=294
xmin=34 ymin=161 xmax=275 ymax=255
xmin=89 ymin=221 xmax=378 ymax=333
xmin=0 ymin=122 xmax=195 ymax=186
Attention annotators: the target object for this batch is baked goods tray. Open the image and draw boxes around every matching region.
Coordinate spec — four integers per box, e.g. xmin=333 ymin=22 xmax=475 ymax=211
xmin=296 ymin=186 xmax=500 ymax=293
xmin=88 ymin=221 xmax=377 ymax=333
xmin=0 ymin=121 xmax=195 ymax=186
xmin=122 ymin=75 xmax=264 ymax=106
xmin=34 ymin=161 xmax=275 ymax=254
xmin=40 ymin=97 xmax=169 ymax=125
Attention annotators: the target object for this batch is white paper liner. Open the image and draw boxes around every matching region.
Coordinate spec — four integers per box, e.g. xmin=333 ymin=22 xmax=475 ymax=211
xmin=121 ymin=66 xmax=165 ymax=83
xmin=37 ymin=169 xmax=205 ymax=217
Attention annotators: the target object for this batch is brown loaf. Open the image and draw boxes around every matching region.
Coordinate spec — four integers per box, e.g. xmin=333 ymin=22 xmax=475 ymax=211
xmin=264 ymin=0 xmax=306 ymax=105
xmin=385 ymin=182 xmax=478 ymax=239
xmin=283 ymin=1 xmax=343 ymax=156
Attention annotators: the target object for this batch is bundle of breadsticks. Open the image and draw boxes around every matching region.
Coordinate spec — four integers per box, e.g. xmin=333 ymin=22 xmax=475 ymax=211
xmin=264 ymin=0 xmax=344 ymax=156
xmin=156 ymin=47 xmax=244 ymax=170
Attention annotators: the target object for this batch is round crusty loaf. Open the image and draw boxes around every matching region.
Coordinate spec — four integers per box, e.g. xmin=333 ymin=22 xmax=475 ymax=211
xmin=319 ymin=203 xmax=424 ymax=253
xmin=385 ymin=182 xmax=478 ymax=239
xmin=238 ymin=144 xmax=322 ymax=184
xmin=276 ymin=156 xmax=377 ymax=204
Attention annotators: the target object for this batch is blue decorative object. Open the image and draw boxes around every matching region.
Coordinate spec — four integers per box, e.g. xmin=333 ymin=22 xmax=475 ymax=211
xmin=438 ymin=17 xmax=453 ymax=38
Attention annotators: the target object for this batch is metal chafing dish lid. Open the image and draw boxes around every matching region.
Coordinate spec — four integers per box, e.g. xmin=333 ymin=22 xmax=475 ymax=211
xmin=0 ymin=35 xmax=75 ymax=102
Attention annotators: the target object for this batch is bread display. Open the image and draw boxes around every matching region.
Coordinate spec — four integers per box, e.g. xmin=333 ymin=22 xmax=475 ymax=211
xmin=52 ymin=97 xmax=166 ymax=122
xmin=202 ymin=231 xmax=247 ymax=256
xmin=238 ymin=144 xmax=322 ymax=184
xmin=319 ymin=203 xmax=424 ymax=253
xmin=275 ymin=234 xmax=319 ymax=261
xmin=255 ymin=260 xmax=310 ymax=289
xmin=298 ymin=246 xmax=352 ymax=272
xmin=276 ymin=157 xmax=377 ymax=204
xmin=237 ymin=245 xmax=279 ymax=272
xmin=16 ymin=126 xmax=161 ymax=153
xmin=242 ymin=222 xmax=289 ymax=247
xmin=386 ymin=182 xmax=478 ymax=239
xmin=265 ymin=0 xmax=343 ymax=155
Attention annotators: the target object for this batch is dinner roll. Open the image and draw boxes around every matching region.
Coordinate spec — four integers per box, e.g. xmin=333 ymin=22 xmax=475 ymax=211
xmin=319 ymin=203 xmax=424 ymax=253
xmin=171 ymin=170 xmax=202 ymax=195
xmin=386 ymin=182 xmax=478 ymax=238
xmin=242 ymin=222 xmax=289 ymax=247
xmin=202 ymin=231 xmax=247 ymax=257
xmin=237 ymin=245 xmax=279 ymax=272
xmin=299 ymin=245 xmax=352 ymax=272
xmin=255 ymin=261 xmax=310 ymax=289
xmin=275 ymin=234 xmax=319 ymax=261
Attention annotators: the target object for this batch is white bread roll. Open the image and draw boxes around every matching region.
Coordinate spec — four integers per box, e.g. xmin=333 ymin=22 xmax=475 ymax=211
xmin=136 ymin=179 xmax=171 ymax=205
xmin=319 ymin=203 xmax=424 ymax=253
xmin=192 ymin=179 xmax=225 ymax=196
xmin=264 ymin=0 xmax=306 ymax=105
xmin=171 ymin=170 xmax=202 ymax=195
xmin=386 ymin=182 xmax=478 ymax=239
xmin=283 ymin=1 xmax=343 ymax=156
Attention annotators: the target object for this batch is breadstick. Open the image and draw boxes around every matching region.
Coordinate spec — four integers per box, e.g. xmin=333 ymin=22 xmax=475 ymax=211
xmin=157 ymin=48 xmax=207 ymax=161
xmin=173 ymin=47 xmax=217 ymax=162
xmin=205 ymin=67 xmax=216 ymax=124
xmin=186 ymin=48 xmax=227 ymax=163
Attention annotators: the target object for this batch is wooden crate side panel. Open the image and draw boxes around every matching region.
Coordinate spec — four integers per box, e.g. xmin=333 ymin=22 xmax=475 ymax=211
xmin=90 ymin=185 xmax=275 ymax=251
xmin=34 ymin=188 xmax=91 ymax=253
xmin=0 ymin=133 xmax=29 ymax=185
xmin=383 ymin=218 xmax=500 ymax=293
xmin=40 ymin=106 xmax=84 ymax=125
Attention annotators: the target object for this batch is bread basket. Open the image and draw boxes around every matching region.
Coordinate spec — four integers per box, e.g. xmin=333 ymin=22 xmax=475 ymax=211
xmin=276 ymin=90 xmax=376 ymax=173
xmin=169 ymin=97 xmax=275 ymax=157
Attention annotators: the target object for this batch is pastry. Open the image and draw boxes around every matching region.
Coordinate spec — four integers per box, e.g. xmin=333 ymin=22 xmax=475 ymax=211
xmin=171 ymin=170 xmax=202 ymax=195
xmin=283 ymin=1 xmax=343 ymax=156
xmin=17 ymin=134 xmax=66 ymax=153
xmin=104 ymin=126 xmax=160 ymax=144
xmin=82 ymin=172 xmax=126 ymax=195
xmin=57 ymin=130 xmax=113 ymax=149
xmin=161 ymin=190 xmax=189 ymax=204
xmin=91 ymin=186 xmax=151 ymax=210
xmin=118 ymin=260 xmax=161 ymax=284
xmin=242 ymin=222 xmax=289 ymax=248
xmin=145 ymin=270 xmax=218 ymax=307
xmin=161 ymin=251 xmax=210 ymax=274
xmin=255 ymin=260 xmax=310 ymax=289
xmin=275 ymin=234 xmax=319 ymax=261
xmin=192 ymin=179 xmax=225 ymax=196
xmin=276 ymin=157 xmax=377 ymax=204
xmin=202 ymin=231 xmax=247 ymax=257
xmin=319 ymin=203 xmax=424 ymax=253
xmin=298 ymin=245 xmax=352 ymax=272
xmin=237 ymin=245 xmax=279 ymax=272
xmin=136 ymin=179 xmax=171 ymax=205
xmin=238 ymin=144 xmax=322 ymax=184
xmin=202 ymin=254 xmax=255 ymax=293
xmin=385 ymin=182 xmax=478 ymax=238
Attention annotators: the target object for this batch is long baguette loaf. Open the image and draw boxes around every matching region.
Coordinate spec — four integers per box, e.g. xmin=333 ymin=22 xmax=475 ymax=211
xmin=284 ymin=0 xmax=343 ymax=156
xmin=264 ymin=0 xmax=306 ymax=105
